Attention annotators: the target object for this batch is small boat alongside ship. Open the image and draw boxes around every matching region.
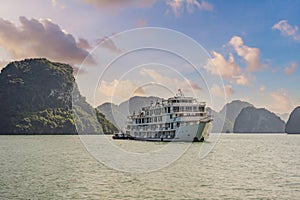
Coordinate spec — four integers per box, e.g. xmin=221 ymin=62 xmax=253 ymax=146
xmin=113 ymin=89 xmax=212 ymax=142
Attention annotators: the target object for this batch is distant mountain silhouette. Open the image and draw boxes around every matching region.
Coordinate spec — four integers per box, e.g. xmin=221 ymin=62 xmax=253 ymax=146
xmin=286 ymin=106 xmax=300 ymax=134
xmin=207 ymin=100 xmax=253 ymax=133
xmin=234 ymin=107 xmax=285 ymax=133
xmin=98 ymin=96 xmax=160 ymax=130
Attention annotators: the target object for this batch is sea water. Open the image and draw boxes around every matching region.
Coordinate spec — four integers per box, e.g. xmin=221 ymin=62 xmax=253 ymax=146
xmin=0 ymin=134 xmax=299 ymax=199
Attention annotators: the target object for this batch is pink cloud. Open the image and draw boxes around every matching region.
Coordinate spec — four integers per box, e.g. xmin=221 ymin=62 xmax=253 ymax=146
xmin=272 ymin=20 xmax=300 ymax=42
xmin=233 ymin=74 xmax=251 ymax=86
xmin=284 ymin=62 xmax=297 ymax=75
xmin=81 ymin=0 xmax=156 ymax=11
xmin=259 ymin=85 xmax=266 ymax=92
xmin=204 ymin=51 xmax=252 ymax=86
xmin=204 ymin=51 xmax=241 ymax=79
xmin=229 ymin=36 xmax=261 ymax=71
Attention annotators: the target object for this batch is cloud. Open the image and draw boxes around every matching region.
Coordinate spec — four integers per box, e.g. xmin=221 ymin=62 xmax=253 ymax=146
xmin=229 ymin=36 xmax=261 ymax=71
xmin=204 ymin=51 xmax=241 ymax=79
xmin=77 ymin=38 xmax=92 ymax=50
xmin=97 ymin=36 xmax=122 ymax=54
xmin=81 ymin=0 xmax=155 ymax=11
xmin=233 ymin=74 xmax=251 ymax=86
xmin=259 ymin=85 xmax=266 ymax=92
xmin=166 ymin=0 xmax=213 ymax=16
xmin=0 ymin=17 xmax=95 ymax=66
xmin=140 ymin=68 xmax=201 ymax=93
xmin=272 ymin=20 xmax=300 ymax=42
xmin=269 ymin=90 xmax=293 ymax=113
xmin=284 ymin=62 xmax=297 ymax=75
xmin=97 ymin=79 xmax=145 ymax=105
xmin=210 ymin=84 xmax=234 ymax=98
xmin=51 ymin=0 xmax=65 ymax=9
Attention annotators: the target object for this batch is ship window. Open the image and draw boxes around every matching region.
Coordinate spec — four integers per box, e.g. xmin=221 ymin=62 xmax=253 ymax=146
xmin=199 ymin=106 xmax=204 ymax=112
xmin=186 ymin=106 xmax=192 ymax=112
xmin=173 ymin=106 xmax=179 ymax=112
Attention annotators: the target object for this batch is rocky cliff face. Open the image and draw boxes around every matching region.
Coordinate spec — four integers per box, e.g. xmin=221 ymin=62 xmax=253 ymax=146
xmin=207 ymin=100 xmax=252 ymax=133
xmin=234 ymin=107 xmax=285 ymax=133
xmin=285 ymin=107 xmax=300 ymax=134
xmin=0 ymin=58 xmax=117 ymax=134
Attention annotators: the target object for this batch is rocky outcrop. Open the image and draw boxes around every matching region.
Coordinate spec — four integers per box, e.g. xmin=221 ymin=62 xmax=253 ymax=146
xmin=285 ymin=107 xmax=300 ymax=134
xmin=234 ymin=107 xmax=285 ymax=133
xmin=209 ymin=100 xmax=253 ymax=133
xmin=0 ymin=58 xmax=118 ymax=134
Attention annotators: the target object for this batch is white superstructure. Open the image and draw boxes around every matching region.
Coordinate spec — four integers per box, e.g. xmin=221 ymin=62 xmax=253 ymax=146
xmin=125 ymin=90 xmax=212 ymax=142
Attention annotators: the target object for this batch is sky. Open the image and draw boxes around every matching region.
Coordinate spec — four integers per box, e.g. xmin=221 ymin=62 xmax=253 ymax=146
xmin=0 ymin=0 xmax=299 ymax=114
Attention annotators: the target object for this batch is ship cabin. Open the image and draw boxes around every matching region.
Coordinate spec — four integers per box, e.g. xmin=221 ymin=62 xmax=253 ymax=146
xmin=126 ymin=94 xmax=208 ymax=139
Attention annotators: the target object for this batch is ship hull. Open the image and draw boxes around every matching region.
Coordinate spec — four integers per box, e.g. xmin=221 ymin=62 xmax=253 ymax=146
xmin=132 ymin=122 xmax=211 ymax=142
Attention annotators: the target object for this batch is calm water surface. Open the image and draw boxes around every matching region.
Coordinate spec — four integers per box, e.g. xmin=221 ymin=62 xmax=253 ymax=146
xmin=0 ymin=134 xmax=299 ymax=199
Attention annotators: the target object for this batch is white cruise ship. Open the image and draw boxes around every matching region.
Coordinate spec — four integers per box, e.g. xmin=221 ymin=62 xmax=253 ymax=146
xmin=124 ymin=90 xmax=212 ymax=142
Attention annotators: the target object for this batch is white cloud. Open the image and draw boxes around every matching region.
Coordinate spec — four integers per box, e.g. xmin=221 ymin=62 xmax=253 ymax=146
xmin=210 ymin=84 xmax=234 ymax=98
xmin=284 ymin=62 xmax=297 ymax=75
xmin=204 ymin=51 xmax=241 ymax=79
xmin=97 ymin=79 xmax=145 ymax=105
xmin=0 ymin=17 xmax=95 ymax=65
xmin=140 ymin=68 xmax=201 ymax=94
xmin=166 ymin=0 xmax=213 ymax=16
xmin=229 ymin=36 xmax=261 ymax=71
xmin=204 ymin=50 xmax=253 ymax=86
xmin=272 ymin=20 xmax=300 ymax=42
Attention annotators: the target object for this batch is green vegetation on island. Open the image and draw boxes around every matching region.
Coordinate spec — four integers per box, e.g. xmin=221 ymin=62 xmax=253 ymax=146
xmin=0 ymin=58 xmax=118 ymax=134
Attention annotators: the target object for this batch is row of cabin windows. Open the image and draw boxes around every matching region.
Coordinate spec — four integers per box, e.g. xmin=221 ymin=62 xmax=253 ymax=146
xmin=169 ymin=99 xmax=193 ymax=103
xmin=130 ymin=123 xmax=176 ymax=131
xmin=129 ymin=121 xmax=199 ymax=130
xmin=134 ymin=131 xmax=176 ymax=139
xmin=173 ymin=106 xmax=204 ymax=112
xmin=135 ymin=112 xmax=205 ymax=124
xmin=143 ymin=106 xmax=205 ymax=116
xmin=135 ymin=116 xmax=163 ymax=124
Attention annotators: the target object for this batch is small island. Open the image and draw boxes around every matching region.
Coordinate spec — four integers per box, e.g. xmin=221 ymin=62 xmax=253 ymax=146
xmin=0 ymin=58 xmax=118 ymax=134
